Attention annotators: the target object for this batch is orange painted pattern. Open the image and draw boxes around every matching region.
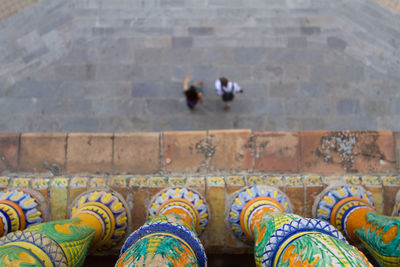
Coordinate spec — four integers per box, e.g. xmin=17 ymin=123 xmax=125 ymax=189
xmin=158 ymin=198 xmax=199 ymax=230
xmin=0 ymin=200 xmax=26 ymax=230
xmin=240 ymin=196 xmax=284 ymax=240
xmin=282 ymin=245 xmax=319 ymax=267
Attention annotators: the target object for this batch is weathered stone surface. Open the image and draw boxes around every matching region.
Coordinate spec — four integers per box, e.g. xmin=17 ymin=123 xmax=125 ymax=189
xmin=163 ymin=131 xmax=207 ymax=172
xmin=0 ymin=134 xmax=19 ymax=173
xmin=20 ymin=133 xmax=66 ymax=173
xmin=301 ymin=131 xmax=396 ymax=174
xmin=114 ymin=132 xmax=160 ymax=174
xmin=67 ymin=133 xmax=113 ymax=174
xmin=208 ymin=130 xmax=252 ymax=171
xmin=254 ymin=131 xmax=299 ymax=172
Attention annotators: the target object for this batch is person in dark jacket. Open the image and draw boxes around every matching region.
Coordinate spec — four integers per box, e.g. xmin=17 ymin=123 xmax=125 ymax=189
xmin=183 ymin=73 xmax=203 ymax=110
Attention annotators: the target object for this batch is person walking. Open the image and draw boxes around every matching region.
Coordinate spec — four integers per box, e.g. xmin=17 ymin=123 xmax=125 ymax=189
xmin=183 ymin=73 xmax=203 ymax=110
xmin=215 ymin=77 xmax=243 ymax=110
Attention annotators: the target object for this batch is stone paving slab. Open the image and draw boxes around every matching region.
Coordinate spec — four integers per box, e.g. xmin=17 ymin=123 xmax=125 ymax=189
xmin=0 ymin=0 xmax=399 ymax=132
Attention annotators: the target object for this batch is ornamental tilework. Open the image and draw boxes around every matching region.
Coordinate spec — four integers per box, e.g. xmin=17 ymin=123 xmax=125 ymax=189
xmin=228 ymin=186 xmax=292 ymax=243
xmin=263 ymin=176 xmax=284 ymax=186
xmin=110 ymin=176 xmax=128 ymax=187
xmin=393 ymin=191 xmax=400 ymax=216
xmin=186 ymin=177 xmax=205 ymax=187
xmin=285 ymin=176 xmax=303 ymax=186
xmin=0 ymin=177 xmax=9 ymax=188
xmin=345 ymin=176 xmax=362 ymax=185
xmin=168 ymin=177 xmax=187 ymax=186
xmin=314 ymin=185 xmax=400 ymax=266
xmin=117 ymin=186 xmax=208 ymax=266
xmin=0 ymin=189 xmax=45 ymax=236
xmin=362 ymin=175 xmax=382 ymax=185
xmin=11 ymin=177 xmax=30 ymax=187
xmin=70 ymin=177 xmax=89 ymax=188
xmin=207 ymin=176 xmax=225 ymax=186
xmin=0 ymin=189 xmax=130 ymax=267
xmin=382 ymin=175 xmax=400 ymax=185
xmin=128 ymin=177 xmax=147 ymax=187
xmin=90 ymin=177 xmax=108 ymax=188
xmin=148 ymin=176 xmax=168 ymax=187
xmin=51 ymin=177 xmax=69 ymax=187
xmin=247 ymin=176 xmax=264 ymax=185
xmin=226 ymin=176 xmax=246 ymax=186
xmin=228 ymin=185 xmax=372 ymax=267
xmin=31 ymin=178 xmax=49 ymax=189
xmin=304 ymin=176 xmax=323 ymax=185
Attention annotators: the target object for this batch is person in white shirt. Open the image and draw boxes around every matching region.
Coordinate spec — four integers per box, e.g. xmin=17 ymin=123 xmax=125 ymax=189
xmin=215 ymin=77 xmax=243 ymax=110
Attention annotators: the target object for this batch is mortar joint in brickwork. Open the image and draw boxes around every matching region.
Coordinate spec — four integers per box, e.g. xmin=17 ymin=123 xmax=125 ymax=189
xmin=159 ymin=133 xmax=164 ymax=175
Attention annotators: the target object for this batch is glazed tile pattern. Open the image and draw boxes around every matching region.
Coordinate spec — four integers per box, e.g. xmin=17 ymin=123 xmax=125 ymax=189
xmin=304 ymin=176 xmax=323 ymax=185
xmin=0 ymin=189 xmax=130 ymax=266
xmin=228 ymin=186 xmax=292 ymax=243
xmin=314 ymin=185 xmax=400 ymax=266
xmin=117 ymin=216 xmax=207 ymax=267
xmin=264 ymin=176 xmax=285 ymax=186
xmin=128 ymin=177 xmax=147 ymax=187
xmin=31 ymin=178 xmax=49 ymax=189
xmin=148 ymin=187 xmax=209 ymax=234
xmin=70 ymin=177 xmax=89 ymax=188
xmin=117 ymin=187 xmax=208 ymax=266
xmin=229 ymin=185 xmax=372 ymax=267
xmin=168 ymin=177 xmax=187 ymax=186
xmin=0 ymin=174 xmax=398 ymax=254
xmin=90 ymin=177 xmax=107 ymax=188
xmin=0 ymin=178 xmax=9 ymax=188
xmin=393 ymin=191 xmax=400 ymax=216
xmin=0 ymin=189 xmax=45 ymax=236
xmin=11 ymin=178 xmax=30 ymax=187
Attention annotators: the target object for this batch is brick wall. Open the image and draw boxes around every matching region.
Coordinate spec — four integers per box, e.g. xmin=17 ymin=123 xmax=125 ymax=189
xmin=0 ymin=0 xmax=38 ymax=22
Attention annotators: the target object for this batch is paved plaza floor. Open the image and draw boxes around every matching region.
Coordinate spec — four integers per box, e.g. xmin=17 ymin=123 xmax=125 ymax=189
xmin=0 ymin=0 xmax=399 ymax=132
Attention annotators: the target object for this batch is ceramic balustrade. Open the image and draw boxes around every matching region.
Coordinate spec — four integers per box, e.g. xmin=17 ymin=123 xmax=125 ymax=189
xmin=228 ymin=185 xmax=373 ymax=267
xmin=314 ymin=185 xmax=400 ymax=266
xmin=116 ymin=187 xmax=209 ymax=267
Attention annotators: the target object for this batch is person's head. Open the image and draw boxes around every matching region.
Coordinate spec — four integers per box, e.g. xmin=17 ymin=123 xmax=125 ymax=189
xmin=185 ymin=85 xmax=199 ymax=101
xmin=220 ymin=77 xmax=228 ymax=87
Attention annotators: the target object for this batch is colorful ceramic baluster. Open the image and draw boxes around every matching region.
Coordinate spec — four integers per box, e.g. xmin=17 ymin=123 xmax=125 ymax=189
xmin=117 ymin=187 xmax=209 ymax=267
xmin=0 ymin=190 xmax=130 ymax=267
xmin=314 ymin=185 xmax=400 ymax=267
xmin=0 ymin=189 xmax=45 ymax=236
xmin=228 ymin=185 xmax=372 ymax=267
xmin=393 ymin=190 xmax=400 ymax=217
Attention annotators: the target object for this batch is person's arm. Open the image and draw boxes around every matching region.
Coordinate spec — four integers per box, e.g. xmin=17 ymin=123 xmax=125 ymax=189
xmin=233 ymin=82 xmax=243 ymax=93
xmin=183 ymin=73 xmax=190 ymax=91
xmin=215 ymin=79 xmax=223 ymax=96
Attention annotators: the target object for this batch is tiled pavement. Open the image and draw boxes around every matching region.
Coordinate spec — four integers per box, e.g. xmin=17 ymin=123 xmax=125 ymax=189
xmin=0 ymin=0 xmax=399 ymax=132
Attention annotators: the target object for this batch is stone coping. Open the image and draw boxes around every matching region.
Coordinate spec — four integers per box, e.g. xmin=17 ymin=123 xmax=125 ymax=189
xmin=0 ymin=130 xmax=398 ymax=175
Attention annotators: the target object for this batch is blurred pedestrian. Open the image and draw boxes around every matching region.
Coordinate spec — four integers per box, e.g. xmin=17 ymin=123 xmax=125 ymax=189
xmin=215 ymin=77 xmax=243 ymax=110
xmin=183 ymin=73 xmax=203 ymax=110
